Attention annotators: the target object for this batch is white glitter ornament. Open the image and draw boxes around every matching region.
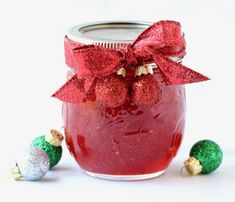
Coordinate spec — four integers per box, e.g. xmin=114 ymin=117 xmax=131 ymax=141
xmin=11 ymin=147 xmax=50 ymax=181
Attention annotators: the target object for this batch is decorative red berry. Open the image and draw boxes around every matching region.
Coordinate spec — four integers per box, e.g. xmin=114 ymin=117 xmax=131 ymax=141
xmin=95 ymin=75 xmax=128 ymax=108
xmin=132 ymin=74 xmax=161 ymax=106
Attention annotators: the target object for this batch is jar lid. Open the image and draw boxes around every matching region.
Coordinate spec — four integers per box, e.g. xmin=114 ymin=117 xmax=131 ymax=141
xmin=67 ymin=21 xmax=151 ymax=49
xmin=67 ymin=21 xmax=183 ymax=62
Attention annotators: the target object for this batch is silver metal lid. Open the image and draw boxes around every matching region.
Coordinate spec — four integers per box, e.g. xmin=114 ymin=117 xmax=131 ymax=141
xmin=67 ymin=21 xmax=151 ymax=49
xmin=67 ymin=21 xmax=183 ymax=62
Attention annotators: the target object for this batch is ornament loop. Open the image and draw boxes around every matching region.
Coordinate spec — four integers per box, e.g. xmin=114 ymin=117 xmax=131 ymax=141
xmin=180 ymin=166 xmax=190 ymax=177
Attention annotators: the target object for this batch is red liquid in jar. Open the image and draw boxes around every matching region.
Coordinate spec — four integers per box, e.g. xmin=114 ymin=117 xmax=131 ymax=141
xmin=63 ymin=70 xmax=186 ymax=175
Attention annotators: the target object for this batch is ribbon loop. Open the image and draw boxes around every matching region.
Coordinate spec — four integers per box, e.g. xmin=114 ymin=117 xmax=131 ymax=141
xmin=132 ymin=20 xmax=186 ymax=58
xmin=72 ymin=45 xmax=123 ymax=78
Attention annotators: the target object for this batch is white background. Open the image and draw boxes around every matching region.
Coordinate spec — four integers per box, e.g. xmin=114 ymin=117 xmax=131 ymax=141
xmin=0 ymin=0 xmax=235 ymax=201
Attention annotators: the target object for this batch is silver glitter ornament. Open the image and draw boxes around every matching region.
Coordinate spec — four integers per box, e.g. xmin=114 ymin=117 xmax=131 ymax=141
xmin=11 ymin=147 xmax=50 ymax=181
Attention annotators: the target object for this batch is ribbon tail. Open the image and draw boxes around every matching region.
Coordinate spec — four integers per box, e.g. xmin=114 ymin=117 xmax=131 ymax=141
xmin=152 ymin=54 xmax=210 ymax=85
xmin=52 ymin=74 xmax=87 ymax=104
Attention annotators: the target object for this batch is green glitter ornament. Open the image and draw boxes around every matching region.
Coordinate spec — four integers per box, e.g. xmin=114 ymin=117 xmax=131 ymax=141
xmin=184 ymin=140 xmax=223 ymax=175
xmin=31 ymin=130 xmax=64 ymax=169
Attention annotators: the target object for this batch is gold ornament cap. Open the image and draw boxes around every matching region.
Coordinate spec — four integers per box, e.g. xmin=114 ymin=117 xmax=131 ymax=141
xmin=117 ymin=67 xmax=126 ymax=77
xmin=184 ymin=156 xmax=202 ymax=176
xmin=11 ymin=164 xmax=22 ymax=180
xmin=45 ymin=130 xmax=64 ymax=147
xmin=135 ymin=64 xmax=154 ymax=76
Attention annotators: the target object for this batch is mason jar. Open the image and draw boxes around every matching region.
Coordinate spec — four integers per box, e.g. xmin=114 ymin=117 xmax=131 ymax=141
xmin=62 ymin=21 xmax=186 ymax=180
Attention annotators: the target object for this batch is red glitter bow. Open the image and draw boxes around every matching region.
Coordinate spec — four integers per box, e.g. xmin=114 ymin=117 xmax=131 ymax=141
xmin=53 ymin=20 xmax=209 ymax=104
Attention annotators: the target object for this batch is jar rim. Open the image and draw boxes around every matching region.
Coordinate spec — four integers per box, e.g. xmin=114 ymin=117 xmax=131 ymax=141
xmin=67 ymin=21 xmax=152 ymax=47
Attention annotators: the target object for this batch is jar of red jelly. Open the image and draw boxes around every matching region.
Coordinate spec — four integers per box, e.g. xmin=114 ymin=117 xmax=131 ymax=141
xmin=62 ymin=21 xmax=186 ymax=180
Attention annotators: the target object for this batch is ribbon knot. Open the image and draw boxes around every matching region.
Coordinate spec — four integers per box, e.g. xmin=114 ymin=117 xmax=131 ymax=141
xmin=53 ymin=20 xmax=209 ymax=104
xmin=122 ymin=45 xmax=139 ymax=67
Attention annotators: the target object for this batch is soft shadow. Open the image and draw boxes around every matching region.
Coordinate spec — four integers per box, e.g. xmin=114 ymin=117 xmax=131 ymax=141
xmin=39 ymin=176 xmax=60 ymax=183
xmin=50 ymin=165 xmax=75 ymax=172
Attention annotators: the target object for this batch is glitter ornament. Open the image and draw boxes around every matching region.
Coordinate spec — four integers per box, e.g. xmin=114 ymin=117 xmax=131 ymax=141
xmin=31 ymin=130 xmax=64 ymax=169
xmin=132 ymin=74 xmax=161 ymax=106
xmin=11 ymin=148 xmax=50 ymax=181
xmin=95 ymin=74 xmax=128 ymax=108
xmin=184 ymin=140 xmax=223 ymax=175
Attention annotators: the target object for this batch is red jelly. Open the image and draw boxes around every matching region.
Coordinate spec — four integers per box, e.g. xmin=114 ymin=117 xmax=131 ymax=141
xmin=62 ymin=22 xmax=186 ymax=180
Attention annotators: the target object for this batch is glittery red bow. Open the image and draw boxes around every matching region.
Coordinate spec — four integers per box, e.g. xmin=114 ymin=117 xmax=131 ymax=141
xmin=53 ymin=20 xmax=209 ymax=104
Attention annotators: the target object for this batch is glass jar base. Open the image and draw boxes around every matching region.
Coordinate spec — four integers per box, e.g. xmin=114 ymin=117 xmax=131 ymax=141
xmin=83 ymin=170 xmax=166 ymax=181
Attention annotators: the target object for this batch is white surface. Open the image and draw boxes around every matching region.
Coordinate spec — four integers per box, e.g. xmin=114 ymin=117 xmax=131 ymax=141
xmin=1 ymin=148 xmax=235 ymax=202
xmin=0 ymin=0 xmax=235 ymax=201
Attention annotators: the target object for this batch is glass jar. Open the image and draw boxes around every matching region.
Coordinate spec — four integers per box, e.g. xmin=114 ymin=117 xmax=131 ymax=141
xmin=62 ymin=21 xmax=186 ymax=180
